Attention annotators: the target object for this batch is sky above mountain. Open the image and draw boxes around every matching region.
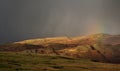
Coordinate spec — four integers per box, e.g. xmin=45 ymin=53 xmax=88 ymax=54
xmin=0 ymin=0 xmax=120 ymax=44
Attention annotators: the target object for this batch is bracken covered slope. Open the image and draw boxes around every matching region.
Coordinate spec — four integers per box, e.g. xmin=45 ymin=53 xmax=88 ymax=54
xmin=0 ymin=33 xmax=120 ymax=63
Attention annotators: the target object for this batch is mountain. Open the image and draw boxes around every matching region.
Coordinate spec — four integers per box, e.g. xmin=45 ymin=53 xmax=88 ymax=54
xmin=0 ymin=33 xmax=120 ymax=63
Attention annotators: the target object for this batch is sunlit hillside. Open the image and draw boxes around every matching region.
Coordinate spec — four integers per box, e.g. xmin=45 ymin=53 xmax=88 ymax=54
xmin=0 ymin=33 xmax=120 ymax=64
xmin=0 ymin=33 xmax=120 ymax=71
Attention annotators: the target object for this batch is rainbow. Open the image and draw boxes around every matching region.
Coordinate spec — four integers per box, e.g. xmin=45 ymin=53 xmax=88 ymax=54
xmin=85 ymin=18 xmax=105 ymax=35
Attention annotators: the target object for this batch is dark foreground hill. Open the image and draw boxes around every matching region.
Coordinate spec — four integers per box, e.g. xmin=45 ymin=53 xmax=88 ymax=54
xmin=0 ymin=33 xmax=120 ymax=63
xmin=0 ymin=52 xmax=120 ymax=71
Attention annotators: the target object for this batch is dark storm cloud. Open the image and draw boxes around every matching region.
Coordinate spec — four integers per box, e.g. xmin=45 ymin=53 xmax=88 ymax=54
xmin=0 ymin=0 xmax=120 ymax=44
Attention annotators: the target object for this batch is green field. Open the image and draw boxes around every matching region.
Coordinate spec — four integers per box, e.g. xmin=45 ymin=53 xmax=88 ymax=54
xmin=0 ymin=52 xmax=120 ymax=71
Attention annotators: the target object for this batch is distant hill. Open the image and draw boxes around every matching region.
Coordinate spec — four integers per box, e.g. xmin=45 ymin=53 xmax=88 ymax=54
xmin=0 ymin=33 xmax=120 ymax=63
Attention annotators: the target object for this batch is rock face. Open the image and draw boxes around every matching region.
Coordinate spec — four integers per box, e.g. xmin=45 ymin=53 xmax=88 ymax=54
xmin=0 ymin=33 xmax=120 ymax=63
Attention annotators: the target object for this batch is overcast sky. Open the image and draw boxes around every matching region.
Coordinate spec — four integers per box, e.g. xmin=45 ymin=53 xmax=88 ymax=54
xmin=0 ymin=0 xmax=120 ymax=44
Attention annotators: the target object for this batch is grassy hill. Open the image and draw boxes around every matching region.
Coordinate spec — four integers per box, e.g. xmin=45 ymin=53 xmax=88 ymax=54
xmin=0 ymin=52 xmax=120 ymax=71
xmin=0 ymin=33 xmax=120 ymax=65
